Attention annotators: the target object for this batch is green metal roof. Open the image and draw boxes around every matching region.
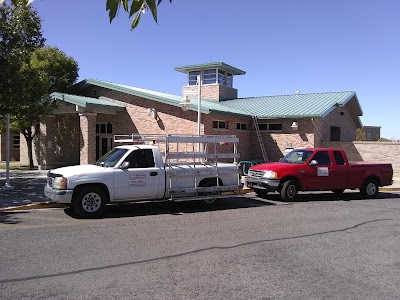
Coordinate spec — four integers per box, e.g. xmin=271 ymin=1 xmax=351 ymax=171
xmin=73 ymin=79 xmax=246 ymax=116
xmin=71 ymin=79 xmax=363 ymax=126
xmin=50 ymin=92 xmax=125 ymax=111
xmin=220 ymin=91 xmax=363 ymax=119
xmin=174 ymin=62 xmax=246 ymax=75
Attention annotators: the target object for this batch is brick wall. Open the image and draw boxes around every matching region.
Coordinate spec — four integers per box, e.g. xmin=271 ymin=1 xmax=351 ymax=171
xmin=182 ymin=84 xmax=238 ymax=101
xmin=20 ymin=115 xmax=80 ymax=167
xmin=312 ymin=105 xmax=357 ymax=142
xmin=0 ymin=132 xmax=20 ymax=161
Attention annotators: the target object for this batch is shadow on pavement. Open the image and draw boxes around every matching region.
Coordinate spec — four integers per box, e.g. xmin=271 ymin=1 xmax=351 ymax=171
xmin=0 ymin=177 xmax=47 ymax=208
xmin=64 ymin=196 xmax=273 ymax=219
xmin=0 ymin=211 xmax=31 ymax=224
xmin=259 ymin=191 xmax=400 ymax=203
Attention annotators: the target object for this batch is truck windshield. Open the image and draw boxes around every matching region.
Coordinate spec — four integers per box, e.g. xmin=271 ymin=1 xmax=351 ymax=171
xmin=280 ymin=149 xmax=313 ymax=164
xmin=95 ymin=148 xmax=128 ymax=167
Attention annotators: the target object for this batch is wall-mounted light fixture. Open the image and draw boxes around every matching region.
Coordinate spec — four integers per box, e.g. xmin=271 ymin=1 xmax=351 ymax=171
xmin=147 ymin=108 xmax=158 ymax=119
xmin=180 ymin=95 xmax=191 ymax=112
xmin=291 ymin=121 xmax=299 ymax=131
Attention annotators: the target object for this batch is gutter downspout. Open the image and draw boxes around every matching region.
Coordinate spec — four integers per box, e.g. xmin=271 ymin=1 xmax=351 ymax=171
xmin=311 ymin=118 xmax=323 ymax=141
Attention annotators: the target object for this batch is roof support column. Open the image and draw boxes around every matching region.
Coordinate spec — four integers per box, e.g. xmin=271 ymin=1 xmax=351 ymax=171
xmin=79 ymin=113 xmax=97 ymax=165
xmin=37 ymin=115 xmax=56 ymax=170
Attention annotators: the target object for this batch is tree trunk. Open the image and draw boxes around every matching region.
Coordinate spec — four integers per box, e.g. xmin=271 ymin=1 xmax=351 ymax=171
xmin=23 ymin=128 xmax=34 ymax=169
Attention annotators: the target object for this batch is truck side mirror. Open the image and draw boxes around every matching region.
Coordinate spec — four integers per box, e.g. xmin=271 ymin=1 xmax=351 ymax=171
xmin=120 ymin=161 xmax=130 ymax=169
xmin=309 ymin=160 xmax=318 ymax=166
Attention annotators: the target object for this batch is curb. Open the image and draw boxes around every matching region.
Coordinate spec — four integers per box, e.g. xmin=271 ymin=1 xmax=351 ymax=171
xmin=0 ymin=202 xmax=67 ymax=212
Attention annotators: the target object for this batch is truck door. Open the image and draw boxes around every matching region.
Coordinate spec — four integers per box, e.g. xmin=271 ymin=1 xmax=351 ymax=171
xmin=330 ymin=150 xmax=349 ymax=189
xmin=304 ymin=150 xmax=336 ymax=190
xmin=113 ymin=149 xmax=161 ymax=201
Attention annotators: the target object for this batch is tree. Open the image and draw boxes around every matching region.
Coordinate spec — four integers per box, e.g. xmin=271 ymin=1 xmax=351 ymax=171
xmin=105 ymin=0 xmax=172 ymax=30
xmin=1 ymin=1 xmax=79 ymax=168
xmin=14 ymin=46 xmax=79 ymax=168
xmin=356 ymin=128 xmax=365 ymax=141
xmin=4 ymin=0 xmax=172 ymax=30
xmin=0 ymin=1 xmax=45 ymax=114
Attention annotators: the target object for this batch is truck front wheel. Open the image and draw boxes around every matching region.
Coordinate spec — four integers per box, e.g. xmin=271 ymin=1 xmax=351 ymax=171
xmin=280 ymin=180 xmax=298 ymax=201
xmin=360 ymin=179 xmax=379 ymax=199
xmin=72 ymin=186 xmax=107 ymax=218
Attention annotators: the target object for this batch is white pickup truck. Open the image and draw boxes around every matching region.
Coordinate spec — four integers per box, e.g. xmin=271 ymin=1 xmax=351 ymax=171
xmin=44 ymin=134 xmax=242 ymax=218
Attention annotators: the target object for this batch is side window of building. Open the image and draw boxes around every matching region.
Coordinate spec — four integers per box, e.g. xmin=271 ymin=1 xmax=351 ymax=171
xmin=213 ymin=120 xmax=229 ymax=129
xmin=13 ymin=135 xmax=20 ymax=149
xmin=333 ymin=151 xmax=345 ymax=165
xmin=125 ymin=149 xmax=155 ymax=168
xmin=258 ymin=123 xmax=282 ymax=131
xmin=311 ymin=151 xmax=331 ymax=165
xmin=236 ymin=122 xmax=247 ymax=130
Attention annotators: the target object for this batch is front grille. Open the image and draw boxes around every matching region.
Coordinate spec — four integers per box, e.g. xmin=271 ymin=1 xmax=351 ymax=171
xmin=248 ymin=170 xmax=264 ymax=178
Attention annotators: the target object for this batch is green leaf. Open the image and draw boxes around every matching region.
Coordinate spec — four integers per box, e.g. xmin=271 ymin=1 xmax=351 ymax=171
xmin=122 ymin=0 xmax=129 ymax=11
xmin=129 ymin=0 xmax=143 ymax=17
xmin=145 ymin=0 xmax=157 ymax=23
xmin=130 ymin=10 xmax=141 ymax=30
xmin=106 ymin=0 xmax=120 ymax=22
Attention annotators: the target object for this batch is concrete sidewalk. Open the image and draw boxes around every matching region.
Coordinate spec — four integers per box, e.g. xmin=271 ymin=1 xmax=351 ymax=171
xmin=1 ymin=170 xmax=399 ymax=211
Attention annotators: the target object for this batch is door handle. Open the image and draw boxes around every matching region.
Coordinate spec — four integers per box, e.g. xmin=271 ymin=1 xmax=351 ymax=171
xmin=150 ymin=172 xmax=158 ymax=176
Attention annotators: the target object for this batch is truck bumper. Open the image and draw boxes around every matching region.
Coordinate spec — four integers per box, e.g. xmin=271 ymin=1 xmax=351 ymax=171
xmin=44 ymin=185 xmax=73 ymax=204
xmin=245 ymin=177 xmax=281 ymax=192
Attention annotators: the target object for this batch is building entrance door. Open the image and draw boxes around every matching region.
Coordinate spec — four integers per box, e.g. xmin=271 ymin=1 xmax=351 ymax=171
xmin=96 ymin=135 xmax=113 ymax=160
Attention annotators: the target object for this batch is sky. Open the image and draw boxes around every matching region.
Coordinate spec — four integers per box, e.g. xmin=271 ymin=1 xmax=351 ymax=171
xmin=31 ymin=0 xmax=399 ymax=140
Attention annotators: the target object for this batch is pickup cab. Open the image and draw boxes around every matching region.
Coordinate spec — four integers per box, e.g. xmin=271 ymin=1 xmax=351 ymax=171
xmin=245 ymin=148 xmax=393 ymax=200
xmin=44 ymin=134 xmax=242 ymax=218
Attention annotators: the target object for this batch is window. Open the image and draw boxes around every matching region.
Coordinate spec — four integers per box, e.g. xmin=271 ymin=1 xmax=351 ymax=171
xmin=188 ymin=71 xmax=201 ymax=85
xmin=188 ymin=69 xmax=233 ymax=87
xmin=213 ymin=120 xmax=229 ymax=129
xmin=96 ymin=123 xmax=112 ymax=134
xmin=203 ymin=69 xmax=217 ymax=84
xmin=218 ymin=69 xmax=225 ymax=85
xmin=236 ymin=122 xmax=247 ymax=130
xmin=333 ymin=151 xmax=345 ymax=165
xmin=13 ymin=135 xmax=20 ymax=149
xmin=226 ymin=73 xmax=233 ymax=88
xmin=258 ymin=123 xmax=282 ymax=131
xmin=125 ymin=149 xmax=155 ymax=168
xmin=330 ymin=126 xmax=341 ymax=141
xmin=311 ymin=151 xmax=331 ymax=165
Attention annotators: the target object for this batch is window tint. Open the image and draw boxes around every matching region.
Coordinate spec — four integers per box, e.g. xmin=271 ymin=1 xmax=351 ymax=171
xmin=333 ymin=151 xmax=345 ymax=165
xmin=311 ymin=151 xmax=331 ymax=165
xmin=125 ymin=149 xmax=155 ymax=168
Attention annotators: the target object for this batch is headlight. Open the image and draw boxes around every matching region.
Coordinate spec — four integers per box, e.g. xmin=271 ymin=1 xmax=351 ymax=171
xmin=53 ymin=177 xmax=68 ymax=189
xmin=262 ymin=170 xmax=278 ymax=179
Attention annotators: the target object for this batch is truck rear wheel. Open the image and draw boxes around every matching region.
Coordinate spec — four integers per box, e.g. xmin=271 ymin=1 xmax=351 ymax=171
xmin=199 ymin=180 xmax=220 ymax=205
xmin=360 ymin=179 xmax=379 ymax=199
xmin=72 ymin=186 xmax=107 ymax=218
xmin=280 ymin=180 xmax=298 ymax=201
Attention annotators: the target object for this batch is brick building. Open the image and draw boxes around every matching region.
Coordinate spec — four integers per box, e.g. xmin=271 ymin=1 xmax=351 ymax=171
xmin=7 ymin=62 xmax=363 ymax=169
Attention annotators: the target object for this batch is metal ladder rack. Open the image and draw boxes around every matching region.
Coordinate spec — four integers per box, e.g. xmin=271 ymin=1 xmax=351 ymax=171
xmin=114 ymin=134 xmax=241 ymax=201
xmin=252 ymin=115 xmax=268 ymax=162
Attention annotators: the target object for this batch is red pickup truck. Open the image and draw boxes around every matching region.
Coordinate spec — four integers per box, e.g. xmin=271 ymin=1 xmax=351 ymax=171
xmin=245 ymin=148 xmax=393 ymax=200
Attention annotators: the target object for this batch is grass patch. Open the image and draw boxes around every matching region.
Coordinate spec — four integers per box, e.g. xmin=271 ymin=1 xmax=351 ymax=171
xmin=0 ymin=161 xmax=36 ymax=170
